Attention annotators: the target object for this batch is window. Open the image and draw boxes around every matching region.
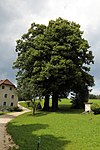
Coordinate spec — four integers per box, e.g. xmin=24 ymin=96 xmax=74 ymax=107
xmin=10 ymin=102 xmax=13 ymax=106
xmin=3 ymin=102 xmax=6 ymax=106
xmin=10 ymin=87 xmax=12 ymax=90
xmin=2 ymin=86 xmax=5 ymax=89
xmin=11 ymin=95 xmax=14 ymax=99
xmin=4 ymin=94 xmax=7 ymax=98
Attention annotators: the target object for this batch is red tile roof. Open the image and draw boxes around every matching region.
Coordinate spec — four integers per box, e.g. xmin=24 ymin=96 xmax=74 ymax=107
xmin=0 ymin=79 xmax=16 ymax=88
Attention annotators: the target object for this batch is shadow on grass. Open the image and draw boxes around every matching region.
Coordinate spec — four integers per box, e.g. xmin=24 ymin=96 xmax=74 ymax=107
xmin=28 ymin=111 xmax=50 ymax=117
xmin=56 ymin=104 xmax=84 ymax=114
xmin=7 ymin=123 xmax=70 ymax=150
xmin=29 ymin=105 xmax=84 ymax=116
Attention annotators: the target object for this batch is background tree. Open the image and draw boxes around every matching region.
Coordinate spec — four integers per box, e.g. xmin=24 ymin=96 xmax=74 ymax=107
xmin=89 ymin=94 xmax=100 ymax=99
xmin=13 ymin=17 xmax=94 ymax=110
xmin=89 ymin=94 xmax=97 ymax=99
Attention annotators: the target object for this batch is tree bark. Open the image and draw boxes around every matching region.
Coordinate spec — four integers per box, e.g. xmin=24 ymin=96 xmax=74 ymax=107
xmin=43 ymin=94 xmax=49 ymax=111
xmin=52 ymin=92 xmax=58 ymax=111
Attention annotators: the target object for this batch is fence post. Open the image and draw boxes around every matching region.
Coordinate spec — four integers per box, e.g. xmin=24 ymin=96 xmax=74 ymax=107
xmin=37 ymin=137 xmax=41 ymax=150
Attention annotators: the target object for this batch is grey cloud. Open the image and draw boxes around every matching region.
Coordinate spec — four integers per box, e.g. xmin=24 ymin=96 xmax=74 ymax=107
xmin=0 ymin=0 xmax=49 ymax=84
xmin=84 ymin=23 xmax=100 ymax=90
xmin=23 ymin=0 xmax=49 ymax=14
xmin=0 ymin=40 xmax=17 ymax=82
xmin=91 ymin=62 xmax=100 ymax=80
xmin=0 ymin=1 xmax=21 ymax=24
xmin=0 ymin=0 xmax=49 ymax=22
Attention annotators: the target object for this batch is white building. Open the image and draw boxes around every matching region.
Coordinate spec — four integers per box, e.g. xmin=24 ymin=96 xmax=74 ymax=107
xmin=0 ymin=79 xmax=18 ymax=110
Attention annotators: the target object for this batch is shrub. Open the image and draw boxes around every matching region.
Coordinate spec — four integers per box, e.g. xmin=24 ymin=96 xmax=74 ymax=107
xmin=0 ymin=112 xmax=5 ymax=115
xmin=13 ymin=107 xmax=22 ymax=112
xmin=7 ymin=107 xmax=22 ymax=112
xmin=91 ymin=103 xmax=100 ymax=114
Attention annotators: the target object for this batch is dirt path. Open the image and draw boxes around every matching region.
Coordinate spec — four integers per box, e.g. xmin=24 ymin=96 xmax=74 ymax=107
xmin=0 ymin=105 xmax=30 ymax=150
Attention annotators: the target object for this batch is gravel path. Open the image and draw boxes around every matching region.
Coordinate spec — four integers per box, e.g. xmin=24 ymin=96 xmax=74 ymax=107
xmin=0 ymin=105 xmax=30 ymax=150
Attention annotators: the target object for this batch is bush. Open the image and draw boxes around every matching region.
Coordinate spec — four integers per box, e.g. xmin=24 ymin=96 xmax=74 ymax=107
xmin=13 ymin=107 xmax=22 ymax=112
xmin=0 ymin=112 xmax=5 ymax=115
xmin=7 ymin=107 xmax=22 ymax=112
xmin=91 ymin=103 xmax=100 ymax=114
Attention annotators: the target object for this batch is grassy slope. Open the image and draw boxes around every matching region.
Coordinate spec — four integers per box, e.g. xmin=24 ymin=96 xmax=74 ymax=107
xmin=19 ymin=101 xmax=32 ymax=110
xmin=7 ymin=99 xmax=100 ymax=150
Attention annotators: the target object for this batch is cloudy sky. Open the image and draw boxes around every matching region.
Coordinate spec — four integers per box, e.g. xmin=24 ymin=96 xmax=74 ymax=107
xmin=0 ymin=0 xmax=100 ymax=94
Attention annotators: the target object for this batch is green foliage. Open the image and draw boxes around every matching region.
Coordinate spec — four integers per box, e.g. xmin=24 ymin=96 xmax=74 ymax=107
xmin=0 ymin=111 xmax=5 ymax=115
xmin=20 ymin=100 xmax=42 ymax=112
xmin=91 ymin=103 xmax=100 ymax=114
xmin=71 ymin=86 xmax=89 ymax=108
xmin=89 ymin=94 xmax=97 ymax=99
xmin=13 ymin=17 xmax=94 ymax=109
xmin=89 ymin=94 xmax=100 ymax=99
xmin=91 ymin=103 xmax=100 ymax=110
xmin=7 ymin=107 xmax=22 ymax=112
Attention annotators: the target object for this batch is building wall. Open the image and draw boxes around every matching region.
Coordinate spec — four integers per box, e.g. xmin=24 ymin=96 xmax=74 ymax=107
xmin=0 ymin=84 xmax=18 ymax=109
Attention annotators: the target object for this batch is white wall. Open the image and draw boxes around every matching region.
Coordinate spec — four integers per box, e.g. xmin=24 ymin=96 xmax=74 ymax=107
xmin=0 ymin=84 xmax=18 ymax=108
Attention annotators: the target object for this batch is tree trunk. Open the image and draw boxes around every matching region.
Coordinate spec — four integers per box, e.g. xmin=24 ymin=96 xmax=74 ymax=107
xmin=43 ymin=94 xmax=49 ymax=111
xmin=52 ymin=92 xmax=58 ymax=111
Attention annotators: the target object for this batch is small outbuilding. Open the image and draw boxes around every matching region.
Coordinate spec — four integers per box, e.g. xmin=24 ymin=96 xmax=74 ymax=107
xmin=84 ymin=102 xmax=93 ymax=112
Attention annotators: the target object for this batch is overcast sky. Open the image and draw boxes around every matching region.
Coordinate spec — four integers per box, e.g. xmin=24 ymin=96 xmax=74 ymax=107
xmin=0 ymin=0 xmax=100 ymax=94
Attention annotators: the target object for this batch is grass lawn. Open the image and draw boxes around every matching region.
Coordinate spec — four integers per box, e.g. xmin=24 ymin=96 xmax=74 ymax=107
xmin=7 ymin=99 xmax=100 ymax=150
xmin=89 ymin=99 xmax=100 ymax=104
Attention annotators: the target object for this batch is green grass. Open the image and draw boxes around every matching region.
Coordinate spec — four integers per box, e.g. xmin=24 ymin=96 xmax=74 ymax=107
xmin=19 ymin=99 xmax=70 ymax=112
xmin=89 ymin=99 xmax=100 ymax=104
xmin=19 ymin=99 xmax=44 ymax=110
xmin=7 ymin=99 xmax=100 ymax=150
xmin=19 ymin=101 xmax=32 ymax=110
xmin=0 ymin=111 xmax=5 ymax=115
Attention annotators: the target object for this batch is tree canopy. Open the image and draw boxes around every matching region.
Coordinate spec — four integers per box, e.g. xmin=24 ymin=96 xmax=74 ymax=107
xmin=13 ymin=17 xmax=94 ymax=110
